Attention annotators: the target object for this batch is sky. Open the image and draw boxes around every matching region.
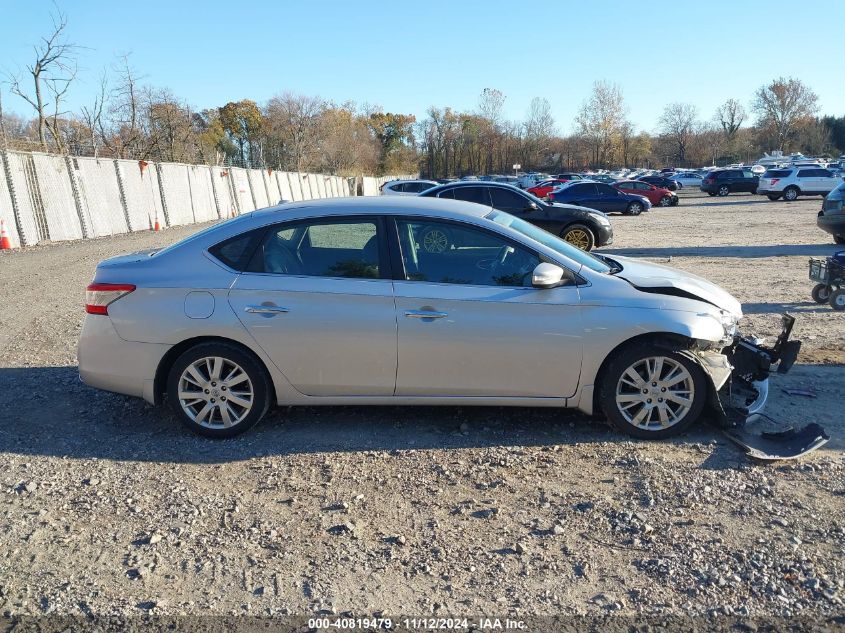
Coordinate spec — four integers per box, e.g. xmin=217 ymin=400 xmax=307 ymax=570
xmin=1 ymin=0 xmax=843 ymax=134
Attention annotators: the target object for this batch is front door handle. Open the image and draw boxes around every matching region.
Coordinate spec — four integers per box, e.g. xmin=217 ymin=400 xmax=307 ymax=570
xmin=245 ymin=305 xmax=289 ymax=314
xmin=405 ymin=310 xmax=447 ymax=319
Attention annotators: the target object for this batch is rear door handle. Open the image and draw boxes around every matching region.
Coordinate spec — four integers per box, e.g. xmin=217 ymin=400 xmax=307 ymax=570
xmin=245 ymin=305 xmax=289 ymax=314
xmin=405 ymin=310 xmax=447 ymax=319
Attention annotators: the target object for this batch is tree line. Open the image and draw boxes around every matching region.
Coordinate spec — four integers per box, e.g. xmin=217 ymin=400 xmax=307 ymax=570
xmin=1 ymin=9 xmax=842 ymax=177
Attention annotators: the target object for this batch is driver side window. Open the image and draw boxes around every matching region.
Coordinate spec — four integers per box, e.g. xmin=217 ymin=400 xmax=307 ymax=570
xmin=396 ymin=219 xmax=540 ymax=287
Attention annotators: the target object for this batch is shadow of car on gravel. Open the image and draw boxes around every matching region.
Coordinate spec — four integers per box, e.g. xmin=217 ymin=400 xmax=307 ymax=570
xmin=2 ymin=366 xmax=744 ymax=467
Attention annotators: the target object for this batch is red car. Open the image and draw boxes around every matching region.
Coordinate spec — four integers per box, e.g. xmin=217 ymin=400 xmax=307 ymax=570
xmin=614 ymin=180 xmax=678 ymax=207
xmin=527 ymin=179 xmax=571 ymax=198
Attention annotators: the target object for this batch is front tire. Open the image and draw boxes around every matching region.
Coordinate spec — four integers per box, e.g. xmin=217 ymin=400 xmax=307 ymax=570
xmin=167 ymin=342 xmax=272 ymax=438
xmin=783 ymin=186 xmax=799 ymax=201
xmin=599 ymin=343 xmax=707 ymax=439
xmin=627 ymin=201 xmax=644 ymax=215
xmin=811 ymin=284 xmax=831 ymax=303
xmin=561 ymin=224 xmax=595 ymax=251
xmin=657 ymin=196 xmax=673 ymax=207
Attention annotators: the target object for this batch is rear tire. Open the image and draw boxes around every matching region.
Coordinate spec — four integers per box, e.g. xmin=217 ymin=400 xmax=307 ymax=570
xmin=830 ymin=289 xmax=845 ymax=311
xmin=167 ymin=342 xmax=272 ymax=438
xmin=717 ymin=185 xmax=730 ymax=197
xmin=561 ymin=224 xmax=595 ymax=251
xmin=811 ymin=284 xmax=831 ymax=304
xmin=783 ymin=186 xmax=799 ymax=201
xmin=599 ymin=342 xmax=707 ymax=439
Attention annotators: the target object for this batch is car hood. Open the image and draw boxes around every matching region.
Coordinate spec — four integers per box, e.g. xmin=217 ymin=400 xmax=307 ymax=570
xmin=612 ymin=255 xmax=742 ymax=316
xmin=548 ymin=202 xmax=609 ymax=218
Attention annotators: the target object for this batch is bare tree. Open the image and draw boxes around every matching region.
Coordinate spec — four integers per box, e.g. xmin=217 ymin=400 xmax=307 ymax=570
xmin=79 ymin=70 xmax=108 ymax=157
xmin=715 ymin=98 xmax=746 ymax=141
xmin=7 ymin=9 xmax=79 ymax=151
xmin=658 ymin=103 xmax=698 ymax=165
xmin=574 ymin=81 xmax=627 ymax=168
xmin=99 ymin=55 xmax=145 ymax=158
xmin=752 ymin=77 xmax=819 ymax=151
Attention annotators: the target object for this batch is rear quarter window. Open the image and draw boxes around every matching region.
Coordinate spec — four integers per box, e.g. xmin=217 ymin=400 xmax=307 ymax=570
xmin=208 ymin=228 xmax=266 ymax=271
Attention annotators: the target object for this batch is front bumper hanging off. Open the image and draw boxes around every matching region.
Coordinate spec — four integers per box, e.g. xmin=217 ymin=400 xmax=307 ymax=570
xmin=712 ymin=314 xmax=829 ymax=460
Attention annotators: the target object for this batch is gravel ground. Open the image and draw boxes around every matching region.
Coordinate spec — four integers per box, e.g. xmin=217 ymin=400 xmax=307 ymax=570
xmin=1 ymin=191 xmax=843 ymax=627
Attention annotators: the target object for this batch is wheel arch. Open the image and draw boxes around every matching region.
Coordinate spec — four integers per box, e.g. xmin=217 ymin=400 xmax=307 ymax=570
xmin=589 ymin=332 xmax=703 ymax=417
xmin=153 ymin=336 xmax=275 ymax=406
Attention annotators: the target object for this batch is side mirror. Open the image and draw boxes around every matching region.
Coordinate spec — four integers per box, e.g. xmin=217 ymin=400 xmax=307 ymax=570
xmin=532 ymin=262 xmax=565 ymax=289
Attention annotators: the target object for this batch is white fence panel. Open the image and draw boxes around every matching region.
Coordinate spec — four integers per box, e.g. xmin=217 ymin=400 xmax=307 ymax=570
xmin=342 ymin=178 xmax=353 ymax=196
xmin=229 ymin=168 xmax=255 ymax=213
xmin=73 ymin=157 xmax=128 ymax=237
xmin=4 ymin=153 xmax=41 ymax=244
xmin=362 ymin=177 xmax=380 ymax=196
xmin=32 ymin=154 xmax=82 ymax=241
xmin=212 ymin=169 xmax=236 ymax=218
xmin=157 ymin=163 xmax=195 ymax=226
xmin=186 ymin=164 xmax=219 ymax=222
xmin=117 ymin=159 xmax=164 ymax=231
xmin=307 ymin=174 xmax=321 ymax=199
xmin=264 ymin=170 xmax=282 ymax=205
xmin=288 ymin=173 xmax=304 ymax=201
xmin=276 ymin=171 xmax=294 ymax=202
xmin=247 ymin=169 xmax=270 ymax=209
xmin=327 ymin=176 xmax=338 ymax=197
xmin=0 ymin=153 xmax=23 ymax=247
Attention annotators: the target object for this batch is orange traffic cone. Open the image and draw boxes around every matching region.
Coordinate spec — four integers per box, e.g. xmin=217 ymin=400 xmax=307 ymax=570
xmin=0 ymin=219 xmax=13 ymax=250
xmin=153 ymin=211 xmax=161 ymax=232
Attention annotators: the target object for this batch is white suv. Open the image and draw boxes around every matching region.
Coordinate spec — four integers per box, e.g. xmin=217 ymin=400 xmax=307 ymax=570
xmin=757 ymin=167 xmax=843 ymax=201
xmin=380 ymin=180 xmax=438 ymax=196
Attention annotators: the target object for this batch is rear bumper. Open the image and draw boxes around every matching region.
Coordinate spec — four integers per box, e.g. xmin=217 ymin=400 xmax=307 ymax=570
xmin=78 ymin=315 xmax=171 ymax=402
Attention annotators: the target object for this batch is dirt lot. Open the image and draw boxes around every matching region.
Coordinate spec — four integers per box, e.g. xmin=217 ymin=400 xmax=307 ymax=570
xmin=1 ymin=190 xmax=843 ymax=626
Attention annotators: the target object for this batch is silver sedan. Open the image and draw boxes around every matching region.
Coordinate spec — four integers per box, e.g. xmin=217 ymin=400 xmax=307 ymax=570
xmin=78 ymin=197 xmax=795 ymax=438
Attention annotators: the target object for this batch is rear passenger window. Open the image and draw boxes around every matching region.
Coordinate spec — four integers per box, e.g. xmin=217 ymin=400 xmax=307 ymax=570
xmin=209 ymin=228 xmax=266 ymax=271
xmin=437 ymin=189 xmax=455 ymax=199
xmin=248 ymin=219 xmax=383 ymax=279
xmin=452 ymin=187 xmax=490 ymax=206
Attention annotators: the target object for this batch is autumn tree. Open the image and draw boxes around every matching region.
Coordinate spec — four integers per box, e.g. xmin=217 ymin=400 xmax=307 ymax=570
xmin=715 ymin=98 xmax=746 ymax=142
xmin=368 ymin=111 xmax=416 ymax=173
xmin=752 ymin=77 xmax=819 ymax=151
xmin=574 ymin=81 xmax=627 ymax=168
xmin=263 ymin=93 xmax=324 ymax=171
xmin=219 ymin=99 xmax=264 ymax=167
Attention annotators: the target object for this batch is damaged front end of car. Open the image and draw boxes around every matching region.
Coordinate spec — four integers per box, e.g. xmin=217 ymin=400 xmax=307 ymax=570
xmin=694 ymin=314 xmax=828 ymax=460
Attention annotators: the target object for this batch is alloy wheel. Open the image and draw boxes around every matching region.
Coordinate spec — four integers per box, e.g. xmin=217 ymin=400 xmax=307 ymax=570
xmin=563 ymin=228 xmax=590 ymax=250
xmin=177 ymin=356 xmax=254 ymax=429
xmin=615 ymin=356 xmax=694 ymax=430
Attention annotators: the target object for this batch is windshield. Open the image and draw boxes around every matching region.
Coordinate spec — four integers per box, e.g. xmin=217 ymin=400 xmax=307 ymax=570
xmin=487 ymin=210 xmax=612 ymax=274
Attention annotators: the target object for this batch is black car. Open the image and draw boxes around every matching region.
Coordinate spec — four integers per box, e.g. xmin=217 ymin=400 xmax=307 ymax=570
xmin=700 ymin=168 xmax=759 ymax=197
xmin=419 ymin=182 xmax=613 ymax=251
xmin=546 ymin=181 xmax=652 ymax=216
xmin=639 ymin=175 xmax=680 ymax=191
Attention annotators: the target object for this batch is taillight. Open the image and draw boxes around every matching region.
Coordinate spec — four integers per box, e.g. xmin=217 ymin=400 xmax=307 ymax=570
xmin=85 ymin=283 xmax=136 ymax=315
xmin=769 ymin=178 xmax=780 ymax=186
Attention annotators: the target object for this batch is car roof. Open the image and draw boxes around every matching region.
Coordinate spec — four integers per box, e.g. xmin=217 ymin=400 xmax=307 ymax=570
xmin=249 ymin=195 xmax=491 ymax=221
